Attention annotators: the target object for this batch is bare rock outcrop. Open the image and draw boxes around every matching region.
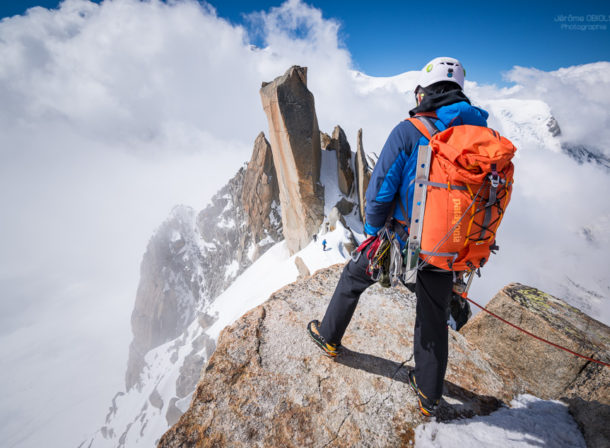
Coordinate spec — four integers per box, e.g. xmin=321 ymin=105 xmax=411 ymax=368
xmin=563 ymin=397 xmax=610 ymax=448
xmin=241 ymin=132 xmax=282 ymax=245
xmin=328 ymin=125 xmax=354 ymax=196
xmin=334 ymin=197 xmax=355 ymax=216
xmin=328 ymin=206 xmax=347 ymax=231
xmin=461 ymin=283 xmax=610 ymax=402
xmin=294 ymin=256 xmax=311 ymax=279
xmin=260 ymin=66 xmax=324 ymax=254
xmin=159 ymin=265 xmax=510 ymax=447
xmin=461 ymin=283 xmax=610 ymax=447
xmin=196 ymin=134 xmax=282 ymax=284
xmin=320 ymin=131 xmax=331 ymax=150
xmin=127 ymin=206 xmax=207 ymax=389
xmin=354 ymin=128 xmax=371 ymax=223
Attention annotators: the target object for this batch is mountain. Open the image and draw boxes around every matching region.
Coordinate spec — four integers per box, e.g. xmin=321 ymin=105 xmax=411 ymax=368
xmin=83 ymin=65 xmax=609 ymax=447
xmin=125 ymin=132 xmax=282 ymax=392
xmin=83 ymin=134 xmax=285 ymax=447
xmin=83 ymin=66 xmax=364 ymax=447
xmin=561 ymin=142 xmax=610 ymax=170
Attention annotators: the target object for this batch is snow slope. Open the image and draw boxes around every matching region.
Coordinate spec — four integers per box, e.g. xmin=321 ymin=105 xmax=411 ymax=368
xmin=206 ymin=225 xmax=354 ymax=341
xmin=83 ymin=225 xmax=355 ymax=447
xmin=416 ymin=395 xmax=585 ymax=447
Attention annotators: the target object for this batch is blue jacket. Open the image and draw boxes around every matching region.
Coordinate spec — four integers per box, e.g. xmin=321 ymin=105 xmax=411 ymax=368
xmin=364 ymin=101 xmax=490 ymax=241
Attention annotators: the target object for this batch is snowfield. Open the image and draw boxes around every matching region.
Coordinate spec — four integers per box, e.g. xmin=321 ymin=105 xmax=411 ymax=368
xmin=416 ymin=395 xmax=585 ymax=447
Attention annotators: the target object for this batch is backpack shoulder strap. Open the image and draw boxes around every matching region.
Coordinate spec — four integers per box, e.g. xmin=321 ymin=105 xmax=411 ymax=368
xmin=407 ymin=116 xmax=440 ymax=140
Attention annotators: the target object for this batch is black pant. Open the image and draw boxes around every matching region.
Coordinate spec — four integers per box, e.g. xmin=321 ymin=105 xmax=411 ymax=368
xmin=318 ymin=250 xmax=453 ymax=401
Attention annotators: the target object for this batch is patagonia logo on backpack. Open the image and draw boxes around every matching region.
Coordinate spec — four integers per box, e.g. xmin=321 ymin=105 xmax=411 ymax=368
xmin=405 ymin=116 xmax=516 ymax=272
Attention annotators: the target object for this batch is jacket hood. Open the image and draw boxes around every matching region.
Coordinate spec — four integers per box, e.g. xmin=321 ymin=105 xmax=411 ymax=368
xmin=409 ymin=88 xmax=470 ymax=117
xmin=435 ymin=101 xmax=489 ymax=128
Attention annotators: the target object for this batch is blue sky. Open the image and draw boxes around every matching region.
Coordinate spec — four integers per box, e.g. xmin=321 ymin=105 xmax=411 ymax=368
xmin=2 ymin=0 xmax=609 ymax=85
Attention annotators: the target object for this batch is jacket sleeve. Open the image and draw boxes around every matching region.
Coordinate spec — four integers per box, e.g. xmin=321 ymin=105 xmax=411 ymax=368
xmin=364 ymin=120 xmax=421 ymax=235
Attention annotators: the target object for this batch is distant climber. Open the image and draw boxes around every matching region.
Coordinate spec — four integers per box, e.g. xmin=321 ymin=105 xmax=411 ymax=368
xmin=313 ymin=234 xmax=318 ymax=242
xmin=308 ymin=57 xmax=515 ymax=417
xmin=322 ymin=239 xmax=327 ymax=251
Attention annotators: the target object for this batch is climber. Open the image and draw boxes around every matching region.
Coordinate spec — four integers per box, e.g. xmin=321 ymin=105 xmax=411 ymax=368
xmin=322 ymin=239 xmax=327 ymax=251
xmin=308 ymin=57 xmax=490 ymax=417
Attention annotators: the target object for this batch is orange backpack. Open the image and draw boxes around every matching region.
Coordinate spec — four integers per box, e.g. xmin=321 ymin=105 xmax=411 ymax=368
xmin=405 ymin=117 xmax=516 ymax=272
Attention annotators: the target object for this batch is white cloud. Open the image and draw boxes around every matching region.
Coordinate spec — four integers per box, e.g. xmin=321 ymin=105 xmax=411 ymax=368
xmin=0 ymin=1 xmax=267 ymax=446
xmin=0 ymin=0 xmax=608 ymax=447
xmin=502 ymin=63 xmax=610 ymax=154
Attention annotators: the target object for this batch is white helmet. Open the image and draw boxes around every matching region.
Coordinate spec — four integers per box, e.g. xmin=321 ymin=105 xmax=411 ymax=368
xmin=416 ymin=57 xmax=465 ymax=90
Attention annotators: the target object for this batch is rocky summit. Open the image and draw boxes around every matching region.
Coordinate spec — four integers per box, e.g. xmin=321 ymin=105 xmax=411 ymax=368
xmin=158 ymin=268 xmax=610 ymax=447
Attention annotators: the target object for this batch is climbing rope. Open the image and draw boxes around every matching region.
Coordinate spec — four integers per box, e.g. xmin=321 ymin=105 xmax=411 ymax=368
xmin=463 ymin=294 xmax=610 ymax=368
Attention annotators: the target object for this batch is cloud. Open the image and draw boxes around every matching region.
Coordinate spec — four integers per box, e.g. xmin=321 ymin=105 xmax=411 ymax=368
xmin=0 ymin=1 xmax=383 ymax=445
xmin=0 ymin=1 xmax=608 ymax=447
xmin=502 ymin=63 xmax=610 ymax=155
xmin=0 ymin=1 xmax=266 ymax=446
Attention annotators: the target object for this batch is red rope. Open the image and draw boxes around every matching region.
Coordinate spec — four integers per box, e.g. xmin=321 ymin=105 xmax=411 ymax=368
xmin=462 ymin=294 xmax=610 ymax=368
